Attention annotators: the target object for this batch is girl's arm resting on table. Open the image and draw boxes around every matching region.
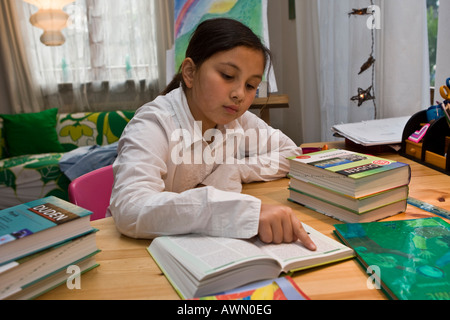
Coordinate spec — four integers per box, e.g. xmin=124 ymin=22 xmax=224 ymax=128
xmin=233 ymin=113 xmax=301 ymax=183
xmin=202 ymin=125 xmax=302 ymax=190
xmin=109 ymin=109 xmax=313 ymax=248
xmin=110 ymin=185 xmax=261 ymax=240
xmin=110 ymin=109 xmax=261 ymax=240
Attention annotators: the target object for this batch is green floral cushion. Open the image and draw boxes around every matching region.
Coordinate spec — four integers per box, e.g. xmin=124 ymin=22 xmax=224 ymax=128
xmin=0 ymin=153 xmax=70 ymax=209
xmin=0 ymin=110 xmax=135 ymax=209
xmin=56 ymin=111 xmax=135 ymax=151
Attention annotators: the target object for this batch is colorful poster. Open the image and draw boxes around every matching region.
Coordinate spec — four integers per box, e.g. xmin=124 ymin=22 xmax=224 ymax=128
xmin=171 ymin=0 xmax=276 ymax=91
xmin=175 ymin=0 xmax=265 ymax=70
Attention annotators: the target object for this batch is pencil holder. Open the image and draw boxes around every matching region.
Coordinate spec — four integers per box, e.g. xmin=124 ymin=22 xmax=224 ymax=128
xmin=427 ymin=105 xmax=444 ymax=122
xmin=401 ymin=110 xmax=450 ymax=175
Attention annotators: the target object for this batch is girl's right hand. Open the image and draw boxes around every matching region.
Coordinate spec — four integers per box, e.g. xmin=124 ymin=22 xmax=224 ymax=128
xmin=258 ymin=204 xmax=317 ymax=251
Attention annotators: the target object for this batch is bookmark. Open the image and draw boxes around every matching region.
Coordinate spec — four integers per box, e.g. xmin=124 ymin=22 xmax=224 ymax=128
xmin=408 ymin=123 xmax=430 ymax=143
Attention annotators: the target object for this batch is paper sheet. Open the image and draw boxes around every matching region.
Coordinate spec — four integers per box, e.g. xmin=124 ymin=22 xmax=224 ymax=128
xmin=332 ymin=116 xmax=410 ymax=146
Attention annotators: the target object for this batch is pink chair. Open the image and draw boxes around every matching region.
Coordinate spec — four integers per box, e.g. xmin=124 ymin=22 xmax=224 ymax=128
xmin=68 ymin=165 xmax=114 ymax=221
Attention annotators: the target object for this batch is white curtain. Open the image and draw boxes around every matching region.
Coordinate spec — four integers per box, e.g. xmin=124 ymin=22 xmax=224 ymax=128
xmin=376 ymin=0 xmax=430 ymax=119
xmin=295 ymin=0 xmax=321 ymax=143
xmin=296 ymin=0 xmax=430 ymax=143
xmin=13 ymin=0 xmax=172 ymax=113
xmin=0 ymin=0 xmax=43 ymax=114
xmin=435 ymin=0 xmax=450 ymax=97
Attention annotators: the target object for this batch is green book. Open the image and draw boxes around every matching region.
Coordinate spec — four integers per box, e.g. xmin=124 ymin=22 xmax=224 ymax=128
xmin=0 ymin=196 xmax=93 ymax=265
xmin=334 ymin=218 xmax=450 ymax=300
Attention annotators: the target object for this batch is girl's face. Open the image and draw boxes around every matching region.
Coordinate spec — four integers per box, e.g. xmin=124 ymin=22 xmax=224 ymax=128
xmin=183 ymin=46 xmax=265 ymax=133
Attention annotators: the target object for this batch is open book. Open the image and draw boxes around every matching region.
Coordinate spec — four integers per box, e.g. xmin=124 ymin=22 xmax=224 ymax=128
xmin=147 ymin=224 xmax=354 ymax=299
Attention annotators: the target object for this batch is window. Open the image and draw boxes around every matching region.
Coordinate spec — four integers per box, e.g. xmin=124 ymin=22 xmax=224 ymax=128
xmin=427 ymin=0 xmax=439 ymax=87
xmin=21 ymin=0 xmax=161 ymax=110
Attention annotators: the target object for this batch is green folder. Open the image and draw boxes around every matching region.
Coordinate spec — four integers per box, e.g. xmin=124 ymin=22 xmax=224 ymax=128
xmin=334 ymin=217 xmax=450 ymax=300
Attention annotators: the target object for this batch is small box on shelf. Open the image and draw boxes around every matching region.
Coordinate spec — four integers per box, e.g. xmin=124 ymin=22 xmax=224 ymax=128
xmin=400 ymin=110 xmax=450 ymax=174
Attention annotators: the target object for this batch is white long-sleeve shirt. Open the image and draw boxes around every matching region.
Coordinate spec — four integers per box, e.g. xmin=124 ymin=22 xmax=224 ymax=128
xmin=109 ymin=87 xmax=302 ymax=239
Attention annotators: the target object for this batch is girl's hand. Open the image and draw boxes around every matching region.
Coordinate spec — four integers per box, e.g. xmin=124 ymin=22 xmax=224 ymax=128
xmin=258 ymin=204 xmax=317 ymax=251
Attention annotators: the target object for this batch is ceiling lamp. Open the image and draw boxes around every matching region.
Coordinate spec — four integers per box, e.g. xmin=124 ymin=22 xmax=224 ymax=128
xmin=24 ymin=0 xmax=75 ymax=46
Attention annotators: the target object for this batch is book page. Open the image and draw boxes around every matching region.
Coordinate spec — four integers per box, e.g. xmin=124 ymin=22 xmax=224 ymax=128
xmin=165 ymin=235 xmax=273 ymax=275
xmin=254 ymin=224 xmax=353 ymax=271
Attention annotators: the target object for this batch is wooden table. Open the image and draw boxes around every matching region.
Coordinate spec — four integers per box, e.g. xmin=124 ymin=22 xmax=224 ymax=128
xmin=38 ymin=147 xmax=450 ymax=300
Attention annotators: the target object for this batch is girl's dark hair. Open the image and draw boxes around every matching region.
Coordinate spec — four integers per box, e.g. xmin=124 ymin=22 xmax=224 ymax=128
xmin=162 ymin=18 xmax=272 ymax=95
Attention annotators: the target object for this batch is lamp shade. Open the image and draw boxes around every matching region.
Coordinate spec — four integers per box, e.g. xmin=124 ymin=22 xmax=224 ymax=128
xmin=23 ymin=0 xmax=75 ymax=10
xmin=24 ymin=0 xmax=75 ymax=46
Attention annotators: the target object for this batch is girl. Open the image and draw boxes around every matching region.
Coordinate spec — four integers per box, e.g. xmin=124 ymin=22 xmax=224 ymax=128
xmin=110 ymin=18 xmax=316 ymax=250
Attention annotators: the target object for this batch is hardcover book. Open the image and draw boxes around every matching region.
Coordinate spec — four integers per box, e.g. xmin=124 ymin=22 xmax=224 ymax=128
xmin=288 ymin=189 xmax=407 ymax=223
xmin=148 ymin=223 xmax=354 ymax=299
xmin=194 ymin=276 xmax=309 ymax=300
xmin=289 ymin=177 xmax=409 ymax=214
xmin=0 ymin=196 xmax=93 ymax=265
xmin=0 ymin=231 xmax=99 ymax=300
xmin=5 ymin=255 xmax=99 ymax=300
xmin=288 ymin=149 xmax=411 ymax=198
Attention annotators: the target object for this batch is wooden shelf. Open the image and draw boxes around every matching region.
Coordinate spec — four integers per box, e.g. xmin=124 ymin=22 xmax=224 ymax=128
xmin=250 ymin=94 xmax=289 ymax=124
xmin=251 ymin=94 xmax=289 ymax=109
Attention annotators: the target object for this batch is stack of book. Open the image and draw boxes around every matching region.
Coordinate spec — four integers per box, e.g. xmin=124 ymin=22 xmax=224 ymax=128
xmin=287 ymin=149 xmax=411 ymax=223
xmin=0 ymin=196 xmax=100 ymax=300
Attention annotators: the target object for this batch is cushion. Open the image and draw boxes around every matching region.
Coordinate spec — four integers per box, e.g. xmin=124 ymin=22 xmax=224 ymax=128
xmin=0 ymin=108 xmax=65 ymax=157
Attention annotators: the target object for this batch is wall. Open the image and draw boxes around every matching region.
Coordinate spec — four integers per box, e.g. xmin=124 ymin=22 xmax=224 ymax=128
xmin=267 ymin=1 xmax=303 ymax=145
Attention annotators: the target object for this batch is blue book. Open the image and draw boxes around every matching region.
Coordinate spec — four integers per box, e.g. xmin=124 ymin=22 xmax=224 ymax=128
xmin=0 ymin=196 xmax=93 ymax=265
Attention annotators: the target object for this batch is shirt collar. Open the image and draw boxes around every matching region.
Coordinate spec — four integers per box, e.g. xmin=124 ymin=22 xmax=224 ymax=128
xmin=170 ymin=86 xmax=245 ymax=149
xmin=169 ymin=87 xmax=203 ymax=148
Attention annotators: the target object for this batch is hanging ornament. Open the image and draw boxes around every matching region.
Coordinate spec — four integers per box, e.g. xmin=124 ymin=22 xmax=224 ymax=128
xmin=348 ymin=0 xmax=378 ymax=118
xmin=348 ymin=8 xmax=371 ymax=16
xmin=358 ymin=55 xmax=376 ymax=75
xmin=351 ymin=86 xmax=375 ymax=107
